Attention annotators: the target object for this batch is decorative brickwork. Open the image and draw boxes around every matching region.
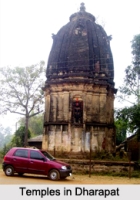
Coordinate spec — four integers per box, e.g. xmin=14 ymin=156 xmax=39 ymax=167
xmin=43 ymin=3 xmax=117 ymax=153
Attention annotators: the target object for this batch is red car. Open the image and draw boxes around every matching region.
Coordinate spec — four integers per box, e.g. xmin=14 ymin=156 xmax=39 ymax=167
xmin=2 ymin=147 xmax=72 ymax=181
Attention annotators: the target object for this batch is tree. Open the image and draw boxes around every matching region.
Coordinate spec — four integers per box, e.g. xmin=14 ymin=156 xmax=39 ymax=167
xmin=115 ymin=119 xmax=127 ymax=145
xmin=116 ymin=105 xmax=140 ymax=136
xmin=115 ymin=104 xmax=140 ymax=160
xmin=0 ymin=129 xmax=4 ymax=149
xmin=116 ymin=34 xmax=140 ymax=128
xmin=118 ymin=34 xmax=140 ymax=104
xmin=115 ymin=34 xmax=140 ymax=159
xmin=11 ymin=126 xmax=31 ymax=147
xmin=19 ymin=113 xmax=44 ymax=137
xmin=0 ymin=61 xmax=45 ymax=147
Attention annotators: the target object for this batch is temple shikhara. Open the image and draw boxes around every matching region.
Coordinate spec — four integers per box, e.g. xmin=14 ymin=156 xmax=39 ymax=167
xmin=42 ymin=3 xmax=117 ymax=154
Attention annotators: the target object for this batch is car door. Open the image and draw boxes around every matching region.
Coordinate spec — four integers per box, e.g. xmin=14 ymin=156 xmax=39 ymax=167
xmin=12 ymin=149 xmax=29 ymax=172
xmin=28 ymin=150 xmax=47 ymax=174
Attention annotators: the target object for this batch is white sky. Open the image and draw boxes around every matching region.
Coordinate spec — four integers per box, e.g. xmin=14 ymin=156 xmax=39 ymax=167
xmin=0 ymin=0 xmax=140 ymax=132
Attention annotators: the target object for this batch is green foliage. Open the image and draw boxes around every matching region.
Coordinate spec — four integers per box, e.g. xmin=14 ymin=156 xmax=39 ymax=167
xmin=0 ymin=61 xmax=45 ymax=115
xmin=119 ymin=65 xmax=138 ymax=102
xmin=19 ymin=114 xmax=44 ymax=136
xmin=117 ymin=34 xmax=140 ymax=104
xmin=115 ymin=118 xmax=127 ymax=145
xmin=29 ymin=114 xmax=43 ymax=136
xmin=0 ymin=150 xmax=3 ymax=161
xmin=0 ymin=143 xmax=13 ymax=158
xmin=11 ymin=126 xmax=31 ymax=147
xmin=116 ymin=104 xmax=140 ymax=142
xmin=0 ymin=61 xmax=45 ymax=146
xmin=115 ymin=34 xmax=140 ymax=143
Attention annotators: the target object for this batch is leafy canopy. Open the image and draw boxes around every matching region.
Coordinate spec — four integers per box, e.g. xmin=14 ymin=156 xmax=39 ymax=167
xmin=115 ymin=34 xmax=140 ymax=142
xmin=0 ymin=61 xmax=45 ymax=116
xmin=118 ymin=34 xmax=140 ymax=104
xmin=0 ymin=61 xmax=45 ymax=146
xmin=19 ymin=113 xmax=44 ymax=137
xmin=11 ymin=126 xmax=31 ymax=147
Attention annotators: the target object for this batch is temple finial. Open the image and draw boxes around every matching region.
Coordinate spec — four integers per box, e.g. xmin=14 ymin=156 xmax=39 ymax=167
xmin=80 ymin=2 xmax=86 ymax=12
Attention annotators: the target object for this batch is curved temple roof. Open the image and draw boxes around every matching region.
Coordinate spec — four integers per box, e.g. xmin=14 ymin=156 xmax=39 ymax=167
xmin=46 ymin=3 xmax=114 ymax=86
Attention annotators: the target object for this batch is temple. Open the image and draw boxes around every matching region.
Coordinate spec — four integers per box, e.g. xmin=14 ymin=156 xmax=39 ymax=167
xmin=42 ymin=3 xmax=117 ymax=153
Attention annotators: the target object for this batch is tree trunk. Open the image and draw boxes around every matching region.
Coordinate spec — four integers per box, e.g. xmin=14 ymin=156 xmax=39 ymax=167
xmin=24 ymin=115 xmax=29 ymax=147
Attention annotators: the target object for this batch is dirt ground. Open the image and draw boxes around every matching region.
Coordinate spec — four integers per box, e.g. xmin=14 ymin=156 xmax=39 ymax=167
xmin=0 ymin=169 xmax=140 ymax=184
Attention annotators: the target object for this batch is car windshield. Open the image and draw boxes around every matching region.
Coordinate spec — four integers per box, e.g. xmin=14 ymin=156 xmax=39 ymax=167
xmin=41 ymin=151 xmax=55 ymax=161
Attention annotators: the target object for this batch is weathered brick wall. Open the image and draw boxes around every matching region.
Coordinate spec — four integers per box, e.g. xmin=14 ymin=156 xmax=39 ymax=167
xmin=58 ymin=159 xmax=134 ymax=174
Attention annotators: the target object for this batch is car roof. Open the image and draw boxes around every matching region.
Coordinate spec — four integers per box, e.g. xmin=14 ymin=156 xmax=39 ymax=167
xmin=11 ymin=147 xmax=39 ymax=151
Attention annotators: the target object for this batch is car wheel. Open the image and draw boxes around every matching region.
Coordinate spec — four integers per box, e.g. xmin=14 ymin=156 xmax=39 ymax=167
xmin=5 ymin=166 xmax=14 ymax=176
xmin=49 ymin=169 xmax=60 ymax=181
xmin=18 ymin=173 xmax=24 ymax=176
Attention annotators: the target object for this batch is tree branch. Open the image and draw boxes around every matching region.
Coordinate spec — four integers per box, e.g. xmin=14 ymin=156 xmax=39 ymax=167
xmin=29 ymin=110 xmax=43 ymax=118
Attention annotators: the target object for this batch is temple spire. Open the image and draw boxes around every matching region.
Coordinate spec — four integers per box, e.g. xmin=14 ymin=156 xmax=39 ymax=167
xmin=80 ymin=2 xmax=86 ymax=12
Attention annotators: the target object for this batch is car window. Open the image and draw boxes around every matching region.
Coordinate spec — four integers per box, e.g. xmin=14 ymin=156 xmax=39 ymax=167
xmin=41 ymin=151 xmax=55 ymax=160
xmin=30 ymin=150 xmax=44 ymax=160
xmin=14 ymin=149 xmax=28 ymax=158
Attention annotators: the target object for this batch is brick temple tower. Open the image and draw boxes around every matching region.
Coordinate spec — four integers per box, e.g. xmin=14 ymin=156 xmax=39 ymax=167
xmin=42 ymin=3 xmax=117 ymax=153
